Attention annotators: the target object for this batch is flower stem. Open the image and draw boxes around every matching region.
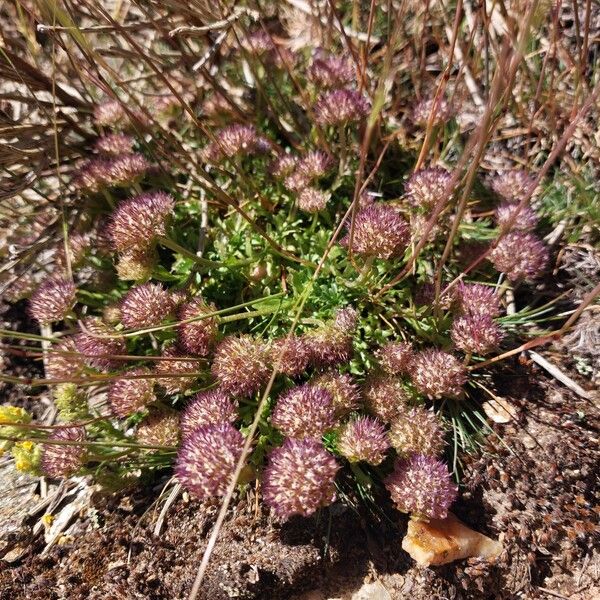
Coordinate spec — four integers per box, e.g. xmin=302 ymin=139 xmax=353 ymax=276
xmin=158 ymin=236 xmax=223 ymax=268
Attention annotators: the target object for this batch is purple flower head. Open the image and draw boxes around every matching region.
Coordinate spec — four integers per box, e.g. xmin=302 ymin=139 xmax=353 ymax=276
xmin=314 ymin=88 xmax=370 ymax=125
xmin=137 ymin=408 xmax=180 ymax=448
xmin=297 ymin=187 xmax=330 ymax=213
xmin=203 ymin=124 xmax=271 ymax=162
xmin=116 ymin=248 xmax=157 ymax=281
xmin=410 ymin=349 xmax=467 ymax=399
xmin=284 ymin=171 xmax=310 ymax=192
xmin=108 ymin=368 xmax=155 ymax=417
xmin=311 ymin=371 xmax=361 ymax=416
xmin=375 ymin=341 xmax=414 ymax=376
xmin=489 ymin=232 xmax=549 ymax=281
xmin=451 ymin=314 xmax=503 ymax=355
xmin=177 ymin=297 xmax=218 ymax=357
xmin=340 ymin=204 xmax=410 ymax=260
xmin=304 ymin=325 xmax=353 ymax=369
xmin=363 ymin=375 xmax=411 ymax=422
xmin=270 ymin=154 xmax=298 ymax=178
xmin=296 ymin=150 xmax=334 ymax=180
xmin=455 ymin=282 xmax=502 ymax=317
xmin=72 ymin=159 xmax=110 ymax=194
xmin=405 ymin=167 xmax=453 ymax=212
xmin=495 ymin=202 xmax=538 ymax=231
xmin=55 ymin=232 xmax=89 ymax=269
xmin=491 ymin=170 xmax=537 ymax=202
xmin=308 ymin=53 xmax=355 ymax=88
xmin=180 ymin=390 xmax=238 ymax=438
xmin=269 ymin=335 xmax=312 ymax=378
xmin=271 ymin=384 xmax=336 ymax=439
xmin=104 ymin=153 xmax=150 ymax=187
xmin=41 ymin=426 xmax=86 ymax=478
xmin=95 ymin=133 xmax=135 ymax=156
xmin=244 ymin=30 xmax=275 ymax=55
xmin=109 ymin=191 xmax=175 ymax=253
xmin=389 ymin=407 xmax=446 ymax=457
xmin=338 ymin=416 xmax=390 ymax=465
xmin=28 ymin=277 xmax=76 ymax=324
xmin=385 ymin=454 xmax=458 ymax=519
xmin=75 ymin=317 xmax=126 ymax=371
xmin=93 ymin=100 xmax=125 ymax=127
xmin=154 ymin=346 xmax=201 ymax=394
xmin=412 ymin=97 xmax=453 ymax=126
xmin=175 ymin=422 xmax=244 ymax=499
xmin=120 ymin=283 xmax=174 ymax=329
xmin=211 ymin=334 xmax=271 ymax=398
xmin=46 ymin=337 xmax=86 ymax=381
xmin=262 ymin=438 xmax=339 ymax=519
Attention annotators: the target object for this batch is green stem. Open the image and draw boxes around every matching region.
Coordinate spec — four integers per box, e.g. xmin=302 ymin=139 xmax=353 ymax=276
xmin=338 ymin=124 xmax=347 ymax=177
xmin=158 ymin=236 xmax=223 ymax=268
xmin=219 ymin=304 xmax=288 ymax=324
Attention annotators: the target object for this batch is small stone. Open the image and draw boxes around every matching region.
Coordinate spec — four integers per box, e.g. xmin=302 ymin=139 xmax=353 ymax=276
xmin=351 ymin=580 xmax=392 ymax=600
xmin=482 ymin=398 xmax=516 ymax=423
xmin=402 ymin=512 xmax=502 ymax=566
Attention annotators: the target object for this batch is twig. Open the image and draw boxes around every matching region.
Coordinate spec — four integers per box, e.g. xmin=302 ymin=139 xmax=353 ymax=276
xmin=153 ymin=482 xmax=182 ymax=536
xmin=528 ymin=351 xmax=592 ymax=400
xmin=169 ymin=7 xmax=258 ymax=37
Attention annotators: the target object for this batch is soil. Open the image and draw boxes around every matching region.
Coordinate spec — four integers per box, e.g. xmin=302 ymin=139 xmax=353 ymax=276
xmin=1 ymin=354 xmax=598 ymax=600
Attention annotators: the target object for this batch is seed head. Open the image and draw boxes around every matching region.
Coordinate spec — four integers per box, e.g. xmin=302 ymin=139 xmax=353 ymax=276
xmin=109 ymin=191 xmax=175 ymax=253
xmin=491 ymin=170 xmax=537 ymax=202
xmin=108 ymin=368 xmax=155 ymax=417
xmin=175 ymin=422 xmax=244 ymax=499
xmin=93 ymin=100 xmax=125 ymax=127
xmin=28 ymin=277 xmax=76 ymax=324
xmin=120 ymin=283 xmax=174 ymax=329
xmin=495 ymin=202 xmax=538 ymax=231
xmin=75 ymin=317 xmax=126 ymax=371
xmin=489 ymin=232 xmax=549 ymax=281
xmin=284 ymin=171 xmax=310 ymax=192
xmin=262 ymin=438 xmax=339 ymax=519
xmin=211 ymin=334 xmax=271 ymax=397
xmin=388 ymin=407 xmax=446 ymax=457
xmin=455 ymin=282 xmax=502 ymax=317
xmin=137 ymin=408 xmax=180 ymax=448
xmin=116 ymin=248 xmax=157 ymax=281
xmin=338 ymin=416 xmax=389 ymax=465
xmin=412 ymin=97 xmax=453 ymax=126
xmin=46 ymin=337 xmax=86 ymax=381
xmin=154 ymin=346 xmax=201 ymax=394
xmin=375 ymin=341 xmax=415 ymax=375
xmin=180 ymin=390 xmax=238 ymax=438
xmin=177 ymin=297 xmax=218 ymax=356
xmin=410 ymin=349 xmax=467 ymax=399
xmin=340 ymin=204 xmax=409 ymax=260
xmin=270 ymin=154 xmax=298 ymax=178
xmin=405 ymin=167 xmax=453 ymax=212
xmin=271 ymin=384 xmax=336 ymax=439
xmin=104 ymin=153 xmax=150 ymax=187
xmin=314 ymin=88 xmax=370 ymax=125
xmin=95 ymin=133 xmax=135 ymax=156
xmin=296 ymin=150 xmax=334 ymax=180
xmin=269 ymin=335 xmax=312 ymax=377
xmin=363 ymin=375 xmax=412 ymax=422
xmin=41 ymin=427 xmax=87 ymax=479
xmin=203 ymin=124 xmax=271 ymax=162
xmin=311 ymin=371 xmax=361 ymax=416
xmin=451 ymin=314 xmax=503 ymax=355
xmin=385 ymin=454 xmax=458 ymax=519
xmin=308 ymin=54 xmax=354 ymax=88
xmin=298 ymin=187 xmax=331 ymax=213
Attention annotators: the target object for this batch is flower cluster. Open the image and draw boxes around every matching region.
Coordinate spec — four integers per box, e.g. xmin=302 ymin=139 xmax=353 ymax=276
xmin=41 ymin=427 xmax=87 ymax=478
xmin=203 ymin=124 xmax=271 ymax=162
xmin=177 ymin=297 xmax=218 ymax=356
xmin=337 ymin=416 xmax=389 ymax=465
xmin=410 ymin=349 xmax=467 ymax=399
xmin=28 ymin=277 xmax=76 ymax=324
xmin=385 ymin=454 xmax=458 ymax=519
xmin=108 ymin=368 xmax=155 ymax=417
xmin=451 ymin=313 xmax=503 ymax=355
xmin=489 ymin=232 xmax=549 ymax=281
xmin=180 ymin=390 xmax=238 ymax=438
xmin=341 ymin=204 xmax=410 ymax=259
xmin=120 ymin=283 xmax=174 ymax=329
xmin=262 ymin=438 xmax=339 ymax=519
xmin=75 ymin=317 xmax=126 ymax=371
xmin=314 ymin=88 xmax=370 ymax=125
xmin=388 ymin=407 xmax=446 ymax=457
xmin=404 ymin=167 xmax=453 ymax=212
